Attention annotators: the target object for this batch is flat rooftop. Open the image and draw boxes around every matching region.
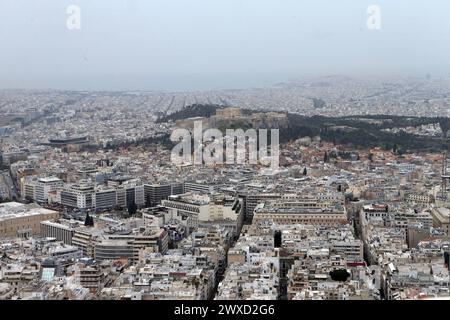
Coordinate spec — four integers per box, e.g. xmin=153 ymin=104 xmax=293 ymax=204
xmin=0 ymin=202 xmax=58 ymax=221
xmin=38 ymin=177 xmax=62 ymax=183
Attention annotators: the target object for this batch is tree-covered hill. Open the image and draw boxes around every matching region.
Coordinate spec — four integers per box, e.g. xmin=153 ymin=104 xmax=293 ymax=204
xmin=154 ymin=104 xmax=450 ymax=152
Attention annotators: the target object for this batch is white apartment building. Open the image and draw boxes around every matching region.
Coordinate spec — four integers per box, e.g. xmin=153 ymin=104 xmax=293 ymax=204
xmin=58 ymin=183 xmax=144 ymax=210
xmin=253 ymin=195 xmax=348 ymax=227
xmin=21 ymin=176 xmax=63 ymax=203
xmin=161 ymin=193 xmax=243 ymax=235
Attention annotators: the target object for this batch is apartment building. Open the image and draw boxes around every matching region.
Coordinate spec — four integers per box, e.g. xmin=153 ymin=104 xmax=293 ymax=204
xmin=75 ymin=259 xmax=110 ymax=293
xmin=1 ymin=263 xmax=40 ymax=286
xmin=71 ymin=227 xmax=102 ymax=257
xmin=253 ymin=198 xmax=347 ymax=227
xmin=21 ymin=176 xmax=63 ymax=203
xmin=95 ymin=227 xmax=169 ymax=263
xmin=161 ymin=193 xmax=243 ymax=235
xmin=143 ymin=182 xmax=184 ymax=206
xmin=429 ymin=207 xmax=450 ymax=235
xmin=237 ymin=192 xmax=282 ymax=223
xmin=58 ymin=183 xmax=144 ymax=210
xmin=60 ymin=184 xmax=94 ymax=209
xmin=184 ymin=181 xmax=220 ymax=195
xmin=405 ymin=193 xmax=432 ymax=207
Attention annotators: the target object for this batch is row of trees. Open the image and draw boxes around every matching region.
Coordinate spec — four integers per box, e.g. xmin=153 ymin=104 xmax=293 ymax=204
xmin=284 ymin=113 xmax=450 ymax=152
xmin=156 ymin=104 xmax=221 ymax=123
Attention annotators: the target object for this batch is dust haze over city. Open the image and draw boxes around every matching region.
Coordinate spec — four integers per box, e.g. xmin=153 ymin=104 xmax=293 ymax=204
xmin=0 ymin=0 xmax=449 ymax=307
xmin=1 ymin=0 xmax=450 ymax=91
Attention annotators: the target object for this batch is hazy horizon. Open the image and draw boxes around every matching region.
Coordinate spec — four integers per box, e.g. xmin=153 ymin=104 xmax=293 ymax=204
xmin=1 ymin=0 xmax=450 ymax=91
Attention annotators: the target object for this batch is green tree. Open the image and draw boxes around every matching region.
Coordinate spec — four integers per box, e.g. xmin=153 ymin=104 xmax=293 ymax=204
xmin=329 ymin=269 xmax=350 ymax=282
xmin=84 ymin=213 xmax=94 ymax=227
xmin=127 ymin=201 xmax=138 ymax=216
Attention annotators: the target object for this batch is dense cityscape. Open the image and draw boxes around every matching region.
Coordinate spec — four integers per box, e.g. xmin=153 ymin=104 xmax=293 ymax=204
xmin=0 ymin=80 xmax=449 ymax=300
xmin=1 ymin=0 xmax=450 ymax=309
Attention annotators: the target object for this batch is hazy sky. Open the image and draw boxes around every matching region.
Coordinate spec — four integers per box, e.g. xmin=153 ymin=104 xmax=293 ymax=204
xmin=1 ymin=0 xmax=449 ymax=91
